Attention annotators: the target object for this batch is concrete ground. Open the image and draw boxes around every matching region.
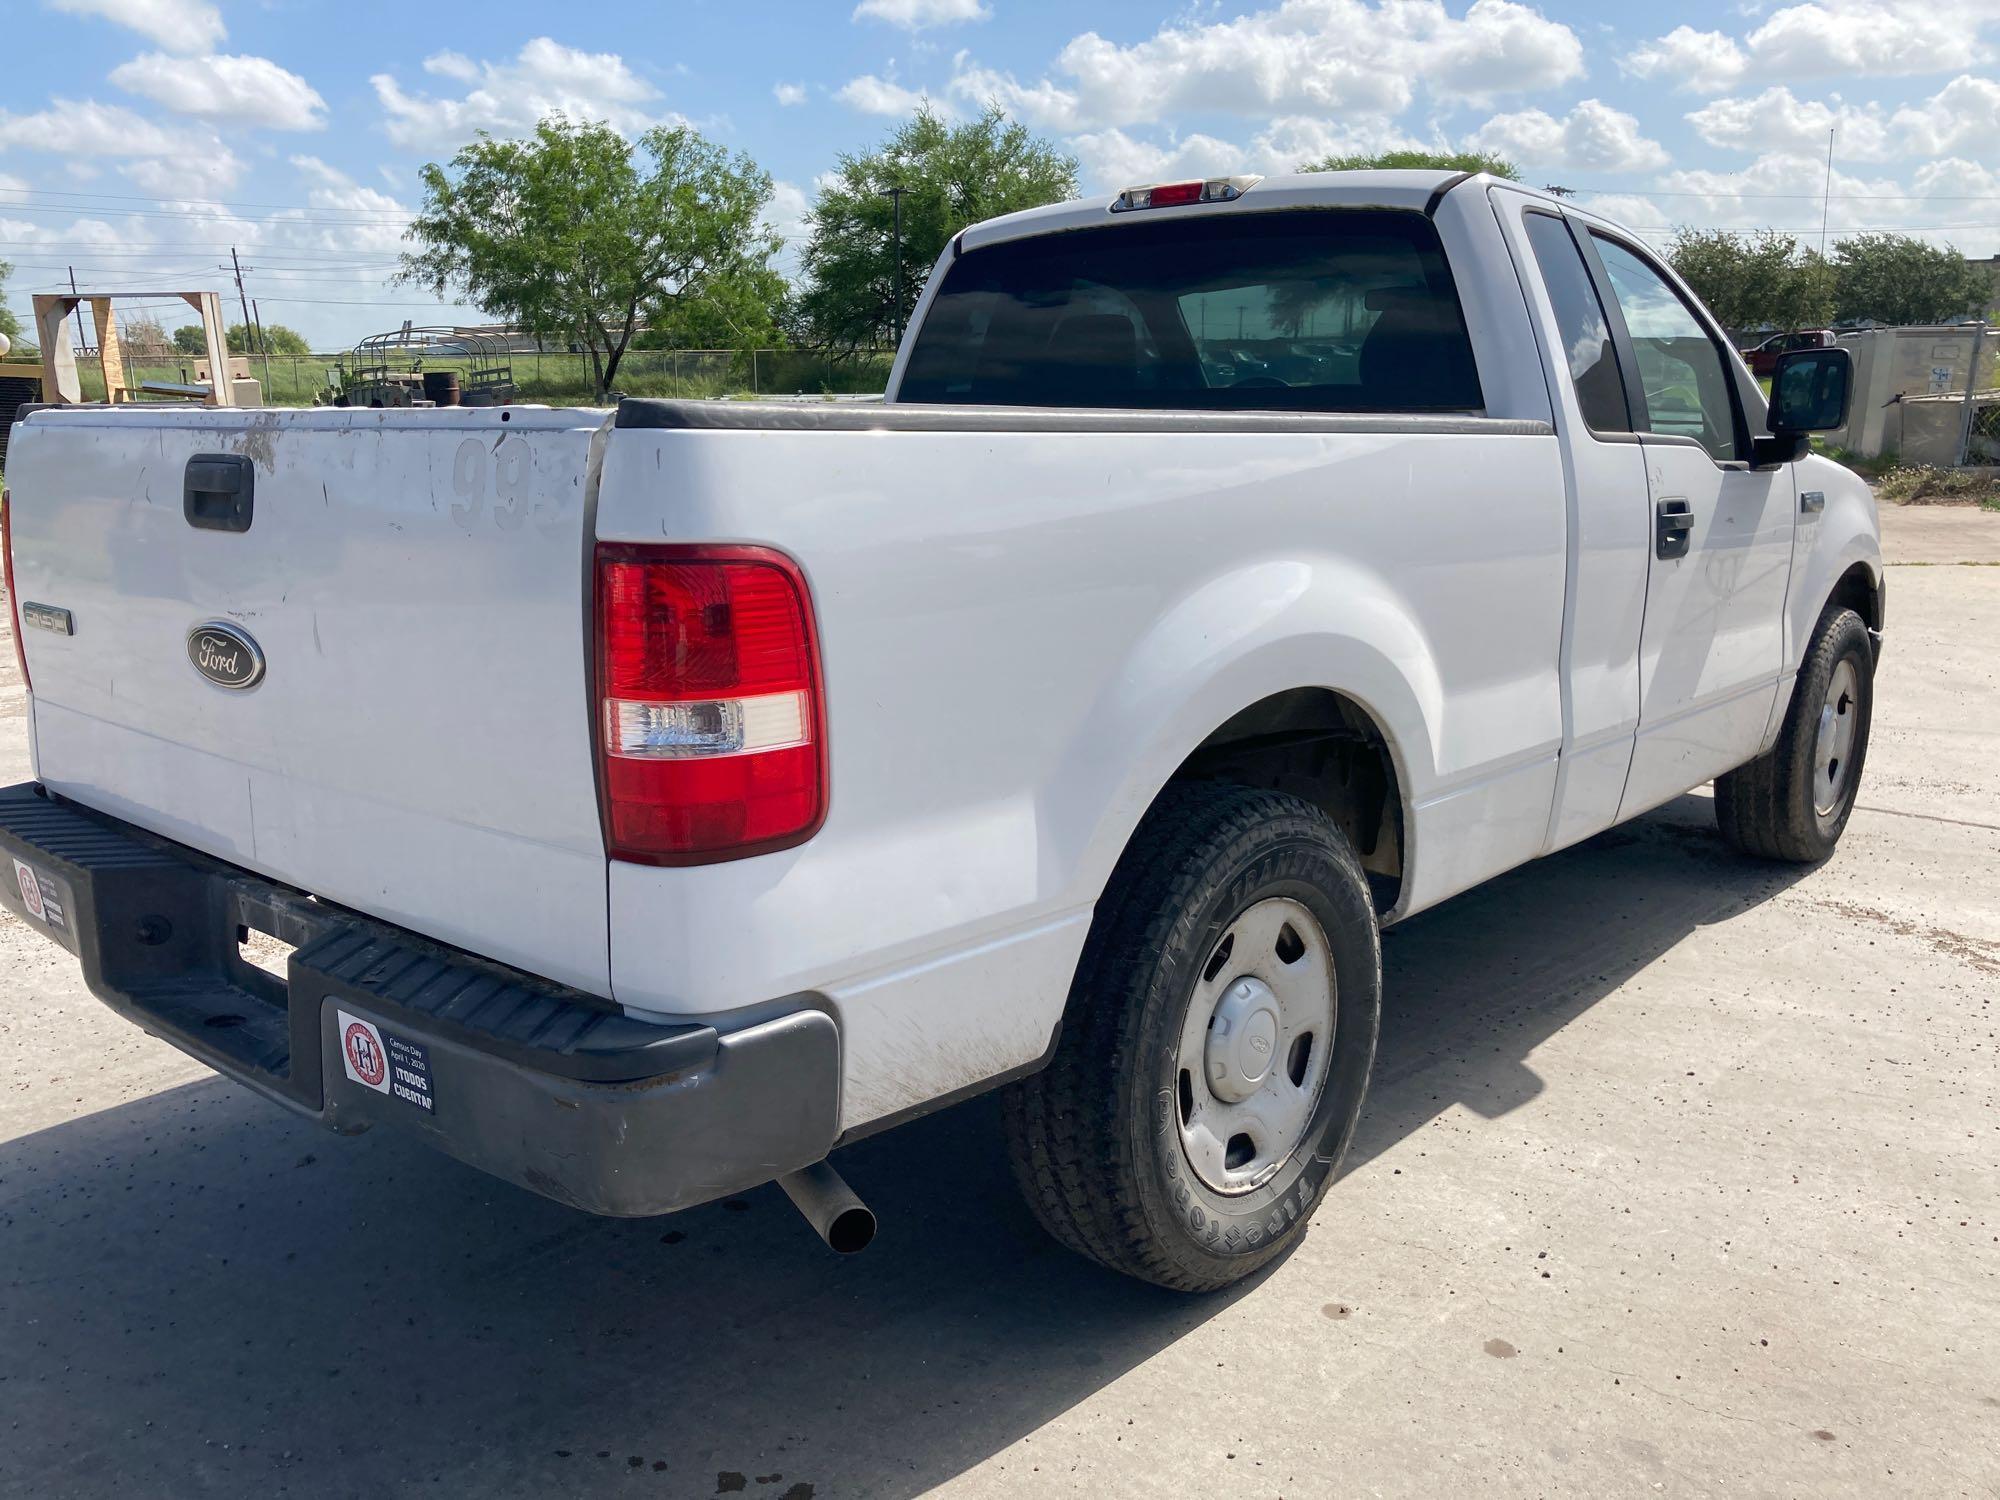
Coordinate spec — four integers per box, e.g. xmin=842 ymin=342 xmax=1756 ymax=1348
xmin=0 ymin=506 xmax=1995 ymax=1499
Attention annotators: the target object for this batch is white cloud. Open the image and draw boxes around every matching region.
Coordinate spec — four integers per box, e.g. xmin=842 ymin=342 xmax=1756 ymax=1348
xmin=1745 ymin=2 xmax=1973 ymax=78
xmin=109 ymin=52 xmax=328 ymax=131
xmin=1620 ymin=27 xmax=1748 ymax=94
xmin=853 ymin=0 xmax=991 ymax=29
xmin=46 ymin=0 xmax=223 ymax=55
xmin=1626 ymin=3 xmax=1995 ymax=92
xmin=773 ymin=82 xmax=809 ymax=107
xmin=0 ymin=98 xmax=224 ymax=161
xmin=1891 ymin=75 xmax=2000 ymax=160
xmin=1471 ymin=100 xmax=1669 ymax=172
xmin=949 ymin=0 xmax=1583 ymax=131
xmin=765 ymin=179 xmax=813 ymax=278
xmin=1068 ymin=128 xmax=1253 ymax=190
xmin=1253 ymin=114 xmax=1423 ymax=169
xmin=834 ymin=74 xmax=952 ymax=116
xmin=1066 ymin=115 xmax=1424 ymax=191
xmin=422 ymin=51 xmax=482 ymax=84
xmin=119 ymin=150 xmax=242 ymax=196
xmin=371 ymin=37 xmax=669 ymax=147
xmin=1583 ymin=149 xmax=2000 ymax=259
xmin=1686 ymin=87 xmax=1889 ymax=160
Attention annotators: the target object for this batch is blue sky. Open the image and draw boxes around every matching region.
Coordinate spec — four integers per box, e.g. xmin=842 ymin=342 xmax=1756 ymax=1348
xmin=3 ymin=0 xmax=1997 ymax=348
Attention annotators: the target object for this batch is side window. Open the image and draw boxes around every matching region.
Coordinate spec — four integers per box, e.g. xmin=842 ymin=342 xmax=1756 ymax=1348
xmin=1521 ymin=212 xmax=1629 ymax=434
xmin=1590 ymin=234 xmax=1742 ymax=463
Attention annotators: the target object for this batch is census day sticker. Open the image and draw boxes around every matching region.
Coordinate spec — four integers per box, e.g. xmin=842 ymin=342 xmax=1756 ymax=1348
xmin=337 ymin=1009 xmax=436 ymax=1113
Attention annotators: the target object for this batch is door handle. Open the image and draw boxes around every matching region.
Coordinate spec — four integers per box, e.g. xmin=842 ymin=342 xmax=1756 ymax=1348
xmin=183 ymin=454 xmax=254 ymax=533
xmin=1655 ymin=497 xmax=1693 ymax=560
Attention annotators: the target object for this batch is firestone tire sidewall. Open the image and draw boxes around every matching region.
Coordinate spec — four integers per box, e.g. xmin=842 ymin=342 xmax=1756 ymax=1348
xmin=1802 ymin=615 xmax=1875 ymax=849
xmin=1127 ymin=832 xmax=1381 ymax=1280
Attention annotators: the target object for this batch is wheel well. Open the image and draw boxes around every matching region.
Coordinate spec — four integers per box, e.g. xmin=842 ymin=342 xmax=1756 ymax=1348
xmin=1827 ymin=562 xmax=1882 ymax=633
xmin=1169 ymin=688 xmax=1404 ymax=914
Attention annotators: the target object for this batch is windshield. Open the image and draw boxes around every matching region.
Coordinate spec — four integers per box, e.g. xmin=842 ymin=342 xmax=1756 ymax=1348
xmin=897 ymin=208 xmax=1483 ymax=413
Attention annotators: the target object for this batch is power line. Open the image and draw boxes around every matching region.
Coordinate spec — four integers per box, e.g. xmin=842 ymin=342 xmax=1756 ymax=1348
xmin=1576 ymin=184 xmax=2000 ymax=202
xmin=251 ymin=295 xmax=476 ymax=307
xmin=0 ymin=199 xmax=413 ymax=228
xmin=0 ymin=184 xmax=410 ymax=217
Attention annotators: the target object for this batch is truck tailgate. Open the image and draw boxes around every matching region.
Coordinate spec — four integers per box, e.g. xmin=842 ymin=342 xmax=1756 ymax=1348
xmin=5 ymin=406 xmax=613 ymax=995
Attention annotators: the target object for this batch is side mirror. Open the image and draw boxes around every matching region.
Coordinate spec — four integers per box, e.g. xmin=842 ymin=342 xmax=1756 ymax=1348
xmin=1752 ymin=346 xmax=1850 ymax=468
xmin=1769 ymin=346 xmax=1851 ymax=434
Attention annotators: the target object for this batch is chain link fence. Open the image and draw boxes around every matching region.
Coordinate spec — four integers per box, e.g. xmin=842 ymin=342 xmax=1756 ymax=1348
xmin=97 ymin=348 xmax=896 ymax=408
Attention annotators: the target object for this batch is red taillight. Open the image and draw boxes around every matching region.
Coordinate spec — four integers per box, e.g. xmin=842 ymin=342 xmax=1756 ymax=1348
xmin=593 ymin=543 xmax=826 ymax=864
xmin=1 ymin=489 xmax=27 ymax=693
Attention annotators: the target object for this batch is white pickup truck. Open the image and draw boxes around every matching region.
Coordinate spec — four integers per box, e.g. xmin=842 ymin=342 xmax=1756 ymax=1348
xmin=0 ymin=170 xmax=1880 ymax=1291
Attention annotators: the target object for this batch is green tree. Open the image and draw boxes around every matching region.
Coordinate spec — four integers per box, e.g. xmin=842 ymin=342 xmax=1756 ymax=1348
xmin=1830 ymin=233 xmax=1993 ymax=326
xmin=1668 ymin=229 xmax=1833 ymax=335
xmin=795 ymin=106 xmax=1078 ymax=356
xmin=633 ymin=264 xmax=790 ymax=349
xmin=1772 ymin=250 xmax=1838 ymax=334
xmin=1298 ymin=148 xmax=1520 ymax=180
xmin=0 ymin=260 xmax=23 ymax=350
xmin=172 ymin=324 xmax=208 ymax=356
xmin=399 ymin=116 xmax=778 ymax=399
xmin=227 ymin=322 xmax=311 ymax=355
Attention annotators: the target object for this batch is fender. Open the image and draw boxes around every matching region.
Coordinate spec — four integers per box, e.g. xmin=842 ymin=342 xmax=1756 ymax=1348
xmin=1040 ymin=552 xmax=1444 ymax=924
xmin=1788 ymin=452 xmax=1884 ymax=658
xmin=1762 ymin=453 xmax=1884 ymax=750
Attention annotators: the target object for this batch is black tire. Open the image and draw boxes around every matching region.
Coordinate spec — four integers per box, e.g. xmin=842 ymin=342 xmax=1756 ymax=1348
xmin=1002 ymin=782 xmax=1382 ymax=1292
xmin=1715 ymin=606 xmax=1874 ymax=862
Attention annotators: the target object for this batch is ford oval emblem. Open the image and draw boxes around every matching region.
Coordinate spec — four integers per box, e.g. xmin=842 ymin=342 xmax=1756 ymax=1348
xmin=187 ymin=621 xmax=265 ymax=690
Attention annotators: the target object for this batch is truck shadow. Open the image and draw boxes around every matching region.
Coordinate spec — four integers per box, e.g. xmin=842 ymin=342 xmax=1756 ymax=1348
xmin=0 ymin=795 xmax=1812 ymax=1499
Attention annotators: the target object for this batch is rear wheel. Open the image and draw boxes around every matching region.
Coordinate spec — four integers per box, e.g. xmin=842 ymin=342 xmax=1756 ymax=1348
xmin=1715 ymin=606 xmax=1874 ymax=862
xmin=1002 ymin=783 xmax=1381 ymax=1292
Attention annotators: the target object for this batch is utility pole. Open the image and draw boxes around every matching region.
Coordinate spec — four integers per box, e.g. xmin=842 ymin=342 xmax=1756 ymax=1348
xmin=229 ymin=247 xmax=252 ymax=348
xmin=878 ymin=185 xmax=908 ymax=348
xmin=1819 ymin=127 xmax=1835 ymax=256
xmin=1544 ymin=184 xmax=1577 ymax=199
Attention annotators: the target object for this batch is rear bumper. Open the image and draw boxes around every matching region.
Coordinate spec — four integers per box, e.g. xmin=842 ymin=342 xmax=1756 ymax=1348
xmin=0 ymin=782 xmax=840 ymax=1216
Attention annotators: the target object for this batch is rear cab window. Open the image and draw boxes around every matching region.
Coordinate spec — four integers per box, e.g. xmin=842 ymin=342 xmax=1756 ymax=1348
xmin=1520 ymin=211 xmax=1630 ymax=435
xmin=897 ymin=209 xmax=1483 ymax=413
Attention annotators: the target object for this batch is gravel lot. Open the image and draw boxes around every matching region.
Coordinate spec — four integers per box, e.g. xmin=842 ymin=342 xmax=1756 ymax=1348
xmin=1 ymin=505 xmax=1995 ymax=1498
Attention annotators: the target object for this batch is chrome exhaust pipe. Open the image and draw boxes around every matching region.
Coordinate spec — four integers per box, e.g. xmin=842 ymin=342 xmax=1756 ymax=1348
xmin=777 ymin=1160 xmax=876 ymax=1253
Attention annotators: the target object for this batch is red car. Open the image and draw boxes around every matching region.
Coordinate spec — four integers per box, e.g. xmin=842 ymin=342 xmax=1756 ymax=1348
xmin=1741 ymin=329 xmax=1837 ymax=377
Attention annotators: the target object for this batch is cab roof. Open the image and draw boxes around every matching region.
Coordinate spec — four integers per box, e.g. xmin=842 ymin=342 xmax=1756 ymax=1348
xmin=956 ymin=170 xmax=1547 ymax=254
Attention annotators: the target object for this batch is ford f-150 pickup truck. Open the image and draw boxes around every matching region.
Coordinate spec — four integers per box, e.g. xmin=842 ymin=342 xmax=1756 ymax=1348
xmin=0 ymin=171 xmax=1881 ymax=1291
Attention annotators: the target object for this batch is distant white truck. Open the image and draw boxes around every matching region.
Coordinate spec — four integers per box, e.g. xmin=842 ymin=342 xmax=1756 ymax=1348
xmin=0 ymin=171 xmax=1881 ymax=1290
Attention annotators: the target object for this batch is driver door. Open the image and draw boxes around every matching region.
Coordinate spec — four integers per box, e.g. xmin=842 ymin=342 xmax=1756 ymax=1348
xmin=1580 ymin=231 xmax=1798 ymax=820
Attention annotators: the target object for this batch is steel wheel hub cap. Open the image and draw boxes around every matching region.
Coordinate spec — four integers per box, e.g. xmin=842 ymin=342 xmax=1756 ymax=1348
xmin=1813 ymin=658 xmax=1860 ymax=818
xmin=1205 ymin=977 xmax=1282 ymax=1103
xmin=1175 ymin=895 xmax=1337 ymax=1195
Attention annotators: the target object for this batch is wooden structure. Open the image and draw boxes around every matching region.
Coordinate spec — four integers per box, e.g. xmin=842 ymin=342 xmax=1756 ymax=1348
xmin=30 ymin=289 xmax=242 ymax=406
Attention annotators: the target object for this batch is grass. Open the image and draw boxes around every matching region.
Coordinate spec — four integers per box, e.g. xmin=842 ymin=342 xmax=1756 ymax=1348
xmin=1813 ymin=441 xmax=1904 ymax=483
xmin=1874 ymin=463 xmax=2000 ymax=506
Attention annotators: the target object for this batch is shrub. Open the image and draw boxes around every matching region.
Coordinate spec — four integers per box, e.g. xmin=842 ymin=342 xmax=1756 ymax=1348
xmin=1875 ymin=464 xmax=2000 ymax=504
